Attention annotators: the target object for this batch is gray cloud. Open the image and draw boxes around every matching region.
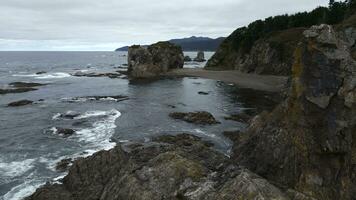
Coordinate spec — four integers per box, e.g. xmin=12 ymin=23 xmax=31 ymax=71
xmin=0 ymin=0 xmax=329 ymax=50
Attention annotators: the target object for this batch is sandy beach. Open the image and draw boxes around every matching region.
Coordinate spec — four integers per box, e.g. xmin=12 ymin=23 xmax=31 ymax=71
xmin=165 ymin=68 xmax=288 ymax=92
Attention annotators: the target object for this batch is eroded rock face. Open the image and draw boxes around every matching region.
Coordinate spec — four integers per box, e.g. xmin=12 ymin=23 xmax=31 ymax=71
xmin=128 ymin=42 xmax=184 ymax=78
xmin=206 ymin=28 xmax=305 ymax=75
xmin=232 ymin=24 xmax=356 ymax=199
xmin=26 ymin=134 xmax=289 ymax=200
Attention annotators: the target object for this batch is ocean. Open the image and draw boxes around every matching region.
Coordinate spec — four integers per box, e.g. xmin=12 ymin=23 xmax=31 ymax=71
xmin=0 ymin=51 xmax=268 ymax=200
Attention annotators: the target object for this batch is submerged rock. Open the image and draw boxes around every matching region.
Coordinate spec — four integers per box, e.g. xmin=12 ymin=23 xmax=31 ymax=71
xmin=198 ymin=91 xmax=210 ymax=95
xmin=128 ymin=42 xmax=184 ymax=79
xmin=194 ymin=51 xmax=206 ymax=62
xmin=55 ymin=128 xmax=75 ymax=136
xmin=169 ymin=111 xmax=220 ymax=125
xmin=0 ymin=82 xmax=47 ymax=95
xmin=9 ymin=82 xmax=47 ymax=88
xmin=27 ymin=134 xmax=288 ymax=200
xmin=72 ymin=71 xmax=122 ymax=79
xmin=7 ymin=100 xmax=33 ymax=107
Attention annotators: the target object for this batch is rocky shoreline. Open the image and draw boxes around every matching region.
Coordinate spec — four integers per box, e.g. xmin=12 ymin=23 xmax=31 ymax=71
xmin=26 ymin=12 xmax=356 ymax=200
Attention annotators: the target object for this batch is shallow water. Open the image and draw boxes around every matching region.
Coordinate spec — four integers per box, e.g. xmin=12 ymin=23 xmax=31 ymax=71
xmin=0 ymin=51 xmax=273 ymax=200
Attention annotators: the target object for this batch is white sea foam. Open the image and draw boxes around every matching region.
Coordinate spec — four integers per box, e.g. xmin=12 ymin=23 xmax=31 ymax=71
xmin=0 ymin=158 xmax=35 ymax=178
xmin=74 ymin=110 xmax=110 ymax=119
xmin=194 ymin=129 xmax=217 ymax=138
xmin=13 ymin=72 xmax=71 ymax=79
xmin=3 ymin=179 xmax=45 ymax=200
xmin=3 ymin=109 xmax=121 ymax=200
xmin=52 ymin=113 xmax=61 ymax=120
xmin=74 ymin=109 xmax=121 ymax=154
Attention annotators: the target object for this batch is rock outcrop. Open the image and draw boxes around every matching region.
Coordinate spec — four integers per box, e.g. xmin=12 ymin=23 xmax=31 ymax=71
xmin=231 ymin=23 xmax=356 ymax=199
xmin=27 ymin=134 xmax=289 ymax=200
xmin=7 ymin=100 xmax=33 ymax=107
xmin=206 ymin=28 xmax=305 ymax=75
xmin=194 ymin=51 xmax=206 ymax=62
xmin=128 ymin=42 xmax=184 ymax=78
xmin=169 ymin=111 xmax=220 ymax=125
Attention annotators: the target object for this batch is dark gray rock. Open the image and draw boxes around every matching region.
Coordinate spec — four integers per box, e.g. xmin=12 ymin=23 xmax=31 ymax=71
xmin=7 ymin=100 xmax=33 ymax=107
xmin=169 ymin=111 xmax=220 ymax=125
xmin=55 ymin=128 xmax=75 ymax=136
xmin=184 ymin=55 xmax=192 ymax=62
xmin=194 ymin=51 xmax=206 ymax=62
xmin=27 ymin=134 xmax=289 ymax=200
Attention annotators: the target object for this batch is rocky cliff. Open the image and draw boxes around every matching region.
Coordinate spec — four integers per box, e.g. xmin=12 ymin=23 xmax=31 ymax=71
xmin=231 ymin=19 xmax=356 ymax=199
xmin=206 ymin=1 xmax=354 ymax=76
xmin=206 ymin=28 xmax=304 ymax=75
xmin=128 ymin=42 xmax=184 ymax=79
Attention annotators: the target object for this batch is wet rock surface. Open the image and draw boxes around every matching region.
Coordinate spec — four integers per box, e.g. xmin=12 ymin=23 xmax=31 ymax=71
xmin=169 ymin=111 xmax=220 ymax=125
xmin=72 ymin=71 xmax=124 ymax=79
xmin=0 ymin=82 xmax=47 ymax=95
xmin=231 ymin=23 xmax=356 ymax=199
xmin=128 ymin=42 xmax=184 ymax=79
xmin=55 ymin=128 xmax=76 ymax=136
xmin=27 ymin=134 xmax=289 ymax=200
xmin=7 ymin=99 xmax=33 ymax=107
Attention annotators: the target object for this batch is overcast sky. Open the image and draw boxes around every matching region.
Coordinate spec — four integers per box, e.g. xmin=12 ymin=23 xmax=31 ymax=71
xmin=0 ymin=0 xmax=329 ymax=51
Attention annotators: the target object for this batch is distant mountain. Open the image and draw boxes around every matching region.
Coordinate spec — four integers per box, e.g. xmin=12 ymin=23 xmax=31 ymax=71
xmin=115 ymin=36 xmax=225 ymax=51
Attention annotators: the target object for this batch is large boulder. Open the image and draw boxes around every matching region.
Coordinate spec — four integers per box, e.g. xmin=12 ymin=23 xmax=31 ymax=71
xmin=232 ymin=24 xmax=356 ymax=200
xmin=128 ymin=42 xmax=184 ymax=78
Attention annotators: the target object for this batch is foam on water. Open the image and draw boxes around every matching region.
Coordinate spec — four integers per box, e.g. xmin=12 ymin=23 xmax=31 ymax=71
xmin=74 ymin=110 xmax=111 ymax=120
xmin=74 ymin=109 xmax=121 ymax=154
xmin=13 ymin=72 xmax=71 ymax=79
xmin=3 ymin=109 xmax=121 ymax=199
xmin=3 ymin=178 xmax=45 ymax=200
xmin=0 ymin=158 xmax=35 ymax=178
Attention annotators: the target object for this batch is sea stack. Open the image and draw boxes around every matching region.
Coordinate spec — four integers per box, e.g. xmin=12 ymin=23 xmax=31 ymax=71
xmin=127 ymin=42 xmax=184 ymax=79
xmin=194 ymin=51 xmax=206 ymax=62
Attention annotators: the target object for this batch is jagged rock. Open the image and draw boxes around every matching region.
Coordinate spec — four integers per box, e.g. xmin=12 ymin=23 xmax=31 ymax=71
xmin=194 ymin=51 xmax=206 ymax=62
xmin=55 ymin=128 xmax=75 ymax=136
xmin=27 ymin=134 xmax=289 ymax=200
xmin=231 ymin=23 xmax=356 ymax=199
xmin=169 ymin=111 xmax=220 ymax=125
xmin=128 ymin=42 xmax=184 ymax=79
xmin=7 ymin=100 xmax=33 ymax=107
xmin=184 ymin=56 xmax=192 ymax=62
xmin=56 ymin=158 xmax=73 ymax=172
